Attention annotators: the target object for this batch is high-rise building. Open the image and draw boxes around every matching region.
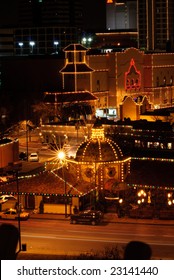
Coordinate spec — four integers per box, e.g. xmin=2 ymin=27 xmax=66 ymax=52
xmin=106 ymin=0 xmax=137 ymax=30
xmin=138 ymin=0 xmax=174 ymax=51
xmin=18 ymin=0 xmax=83 ymax=28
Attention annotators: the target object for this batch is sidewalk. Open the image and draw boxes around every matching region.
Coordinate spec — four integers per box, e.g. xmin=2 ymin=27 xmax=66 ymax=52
xmin=29 ymin=212 xmax=174 ymax=226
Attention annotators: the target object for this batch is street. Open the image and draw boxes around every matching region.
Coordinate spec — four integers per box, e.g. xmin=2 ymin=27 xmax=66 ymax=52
xmin=1 ymin=218 xmax=174 ymax=260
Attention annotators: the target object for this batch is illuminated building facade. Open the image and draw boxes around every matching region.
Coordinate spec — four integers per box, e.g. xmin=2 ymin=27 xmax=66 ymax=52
xmin=87 ymin=47 xmax=174 ymax=120
xmin=41 ymin=44 xmax=174 ymax=146
xmin=138 ymin=0 xmax=174 ymax=51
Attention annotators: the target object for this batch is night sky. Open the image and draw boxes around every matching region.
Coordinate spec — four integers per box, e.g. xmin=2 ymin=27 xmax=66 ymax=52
xmin=0 ymin=0 xmax=19 ymax=26
xmin=0 ymin=0 xmax=106 ymax=31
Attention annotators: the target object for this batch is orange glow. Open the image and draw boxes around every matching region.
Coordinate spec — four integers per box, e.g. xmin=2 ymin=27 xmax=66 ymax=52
xmin=107 ymin=0 xmax=113 ymax=3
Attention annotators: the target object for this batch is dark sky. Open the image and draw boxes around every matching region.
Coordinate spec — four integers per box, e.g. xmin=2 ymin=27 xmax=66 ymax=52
xmin=0 ymin=0 xmax=106 ymax=31
xmin=83 ymin=0 xmax=106 ymax=31
xmin=0 ymin=0 xmax=19 ymax=26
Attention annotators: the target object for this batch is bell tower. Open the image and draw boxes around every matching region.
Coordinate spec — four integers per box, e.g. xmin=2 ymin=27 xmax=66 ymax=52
xmin=60 ymin=44 xmax=94 ymax=92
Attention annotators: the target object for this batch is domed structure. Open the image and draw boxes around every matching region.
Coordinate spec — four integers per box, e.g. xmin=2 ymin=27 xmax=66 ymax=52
xmin=69 ymin=122 xmax=131 ymax=192
xmin=76 ymin=123 xmax=124 ymax=163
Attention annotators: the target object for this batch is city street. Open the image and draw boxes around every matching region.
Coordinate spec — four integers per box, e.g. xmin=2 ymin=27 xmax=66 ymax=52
xmin=2 ymin=218 xmax=174 ymax=260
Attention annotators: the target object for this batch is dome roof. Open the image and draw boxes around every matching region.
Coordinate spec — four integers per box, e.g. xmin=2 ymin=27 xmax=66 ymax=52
xmin=75 ymin=125 xmax=125 ymax=163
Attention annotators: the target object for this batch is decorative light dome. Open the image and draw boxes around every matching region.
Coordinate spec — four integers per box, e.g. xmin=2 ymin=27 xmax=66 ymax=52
xmin=75 ymin=123 xmax=124 ymax=163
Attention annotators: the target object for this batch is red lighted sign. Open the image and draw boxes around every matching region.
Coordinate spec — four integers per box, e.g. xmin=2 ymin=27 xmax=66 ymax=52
xmin=125 ymin=58 xmax=141 ymax=91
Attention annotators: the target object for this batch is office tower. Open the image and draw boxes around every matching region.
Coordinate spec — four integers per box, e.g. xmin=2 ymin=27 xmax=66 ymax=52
xmin=18 ymin=0 xmax=83 ymax=28
xmin=106 ymin=0 xmax=137 ymax=30
xmin=138 ymin=0 xmax=174 ymax=51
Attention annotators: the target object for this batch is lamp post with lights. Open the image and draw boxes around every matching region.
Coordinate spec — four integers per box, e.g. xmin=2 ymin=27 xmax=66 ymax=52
xmin=53 ymin=41 xmax=59 ymax=53
xmin=57 ymin=150 xmax=67 ymax=217
xmin=18 ymin=42 xmax=23 ymax=55
xmin=29 ymin=41 xmax=35 ymax=54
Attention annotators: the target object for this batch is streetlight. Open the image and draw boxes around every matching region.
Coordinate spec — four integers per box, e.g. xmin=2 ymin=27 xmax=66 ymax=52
xmin=18 ymin=42 xmax=23 ymax=55
xmin=29 ymin=41 xmax=35 ymax=54
xmin=57 ymin=149 xmax=67 ymax=217
xmin=53 ymin=41 xmax=59 ymax=53
xmin=81 ymin=36 xmax=93 ymax=47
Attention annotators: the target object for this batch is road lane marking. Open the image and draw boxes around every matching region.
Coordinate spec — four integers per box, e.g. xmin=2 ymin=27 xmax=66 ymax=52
xmin=21 ymin=234 xmax=174 ymax=246
xmin=68 ymin=230 xmax=155 ymax=237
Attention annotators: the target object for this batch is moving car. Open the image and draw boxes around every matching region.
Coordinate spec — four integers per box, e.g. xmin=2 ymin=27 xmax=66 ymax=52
xmin=28 ymin=152 xmax=39 ymax=162
xmin=0 ymin=208 xmax=29 ymax=220
xmin=70 ymin=210 xmax=103 ymax=225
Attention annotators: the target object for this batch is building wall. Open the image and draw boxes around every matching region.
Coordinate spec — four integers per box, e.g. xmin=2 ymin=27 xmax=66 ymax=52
xmin=0 ymin=139 xmax=19 ymax=169
xmin=87 ymin=48 xmax=174 ymax=118
xmin=2 ymin=45 xmax=174 ymax=124
xmin=138 ymin=0 xmax=174 ymax=51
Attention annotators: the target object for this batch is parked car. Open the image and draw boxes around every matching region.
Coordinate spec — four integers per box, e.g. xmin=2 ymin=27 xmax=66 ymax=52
xmin=19 ymin=151 xmax=27 ymax=161
xmin=0 ymin=195 xmax=17 ymax=203
xmin=0 ymin=208 xmax=29 ymax=220
xmin=70 ymin=210 xmax=103 ymax=225
xmin=28 ymin=152 xmax=39 ymax=162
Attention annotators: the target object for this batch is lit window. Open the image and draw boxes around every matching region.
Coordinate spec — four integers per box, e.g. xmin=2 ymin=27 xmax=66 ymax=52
xmin=167 ymin=143 xmax=172 ymax=149
xmin=147 ymin=142 xmax=153 ymax=148
xmin=135 ymin=140 xmax=141 ymax=147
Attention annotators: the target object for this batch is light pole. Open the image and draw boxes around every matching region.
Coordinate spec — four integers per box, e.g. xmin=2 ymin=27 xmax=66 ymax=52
xmin=57 ymin=150 xmax=67 ymax=217
xmin=18 ymin=42 xmax=23 ymax=55
xmin=26 ymin=121 xmax=29 ymax=161
xmin=16 ymin=170 xmax=21 ymax=251
xmin=53 ymin=41 xmax=59 ymax=53
xmin=9 ymin=162 xmax=22 ymax=252
xmin=29 ymin=41 xmax=35 ymax=54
